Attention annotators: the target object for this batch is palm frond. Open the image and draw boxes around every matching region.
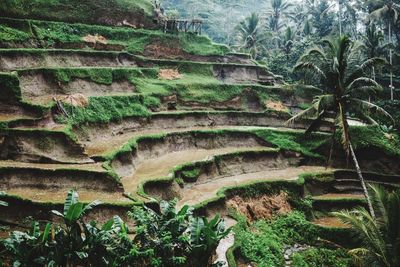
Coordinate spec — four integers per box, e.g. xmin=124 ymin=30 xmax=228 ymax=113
xmin=345 ymin=58 xmax=387 ymax=87
xmin=350 ymin=99 xmax=394 ymax=125
xmin=285 ymin=105 xmax=317 ymax=125
xmin=293 ymin=62 xmax=327 ymax=80
xmin=346 ymin=77 xmax=382 ymax=94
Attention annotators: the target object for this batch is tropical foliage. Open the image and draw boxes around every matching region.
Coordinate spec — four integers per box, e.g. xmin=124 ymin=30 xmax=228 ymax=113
xmin=334 ymin=185 xmax=400 ymax=267
xmin=287 ymin=35 xmax=394 ymax=217
xmin=0 ymin=191 xmax=230 ymax=267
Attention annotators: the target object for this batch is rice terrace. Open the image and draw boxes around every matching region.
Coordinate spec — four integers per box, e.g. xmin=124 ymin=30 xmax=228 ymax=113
xmin=0 ymin=0 xmax=399 ymax=266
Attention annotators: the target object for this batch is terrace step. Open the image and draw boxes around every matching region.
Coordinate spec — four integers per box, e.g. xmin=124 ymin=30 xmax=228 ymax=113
xmin=179 ymin=166 xmax=326 ymax=207
xmin=121 ymin=147 xmax=269 ymax=201
xmin=312 ymin=217 xmax=350 ymax=229
xmin=332 ymin=185 xmax=364 ymax=194
xmin=0 ymin=128 xmax=92 ymax=164
xmin=312 ymin=193 xmax=365 ymax=200
xmin=0 ymin=103 xmax=40 ymax=123
xmin=0 ymin=160 xmax=126 ymax=203
xmin=0 ymin=49 xmax=256 ymax=71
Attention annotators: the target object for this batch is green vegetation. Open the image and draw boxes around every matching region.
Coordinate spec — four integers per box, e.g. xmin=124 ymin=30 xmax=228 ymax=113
xmin=0 ymin=72 xmax=22 ymax=102
xmin=235 ymin=212 xmax=349 ymax=267
xmin=288 ymin=35 xmax=395 ymax=217
xmin=0 ymin=24 xmax=30 ymax=42
xmin=0 ymin=191 xmax=230 ymax=267
xmin=0 ymin=17 xmax=229 ymax=57
xmin=0 ymin=0 xmax=154 ymax=26
xmin=254 ymin=128 xmax=328 ymax=158
xmin=292 ymin=248 xmax=351 ymax=267
xmin=58 ymin=95 xmax=151 ymax=125
xmin=334 ymin=185 xmax=400 ymax=267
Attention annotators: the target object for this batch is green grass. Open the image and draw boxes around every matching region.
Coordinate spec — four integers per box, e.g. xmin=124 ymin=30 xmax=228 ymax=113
xmin=234 ymin=212 xmax=325 ymax=267
xmin=349 ymin=125 xmax=400 ymax=156
xmin=254 ymin=128 xmax=328 ymax=159
xmin=292 ymin=248 xmax=352 ymax=267
xmin=0 ymin=17 xmax=231 ymax=57
xmin=0 ymin=0 xmax=154 ymax=26
xmin=0 ymin=72 xmax=22 ymax=102
xmin=57 ymin=95 xmax=151 ymax=125
xmin=0 ymin=24 xmax=30 ymax=42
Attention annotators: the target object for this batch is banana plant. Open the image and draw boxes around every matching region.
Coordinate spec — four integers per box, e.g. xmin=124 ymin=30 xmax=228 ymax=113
xmin=51 ymin=190 xmax=101 ymax=267
xmin=83 ymin=215 xmax=132 ymax=267
xmin=189 ymin=215 xmax=231 ymax=266
xmin=51 ymin=190 xmax=101 ymax=227
xmin=2 ymin=221 xmax=54 ymax=267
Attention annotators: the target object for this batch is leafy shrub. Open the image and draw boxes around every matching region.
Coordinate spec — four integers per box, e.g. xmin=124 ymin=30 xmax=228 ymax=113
xmin=292 ymin=248 xmax=352 ymax=267
xmin=233 ymin=211 xmax=353 ymax=267
xmin=0 ymin=192 xmax=229 ymax=267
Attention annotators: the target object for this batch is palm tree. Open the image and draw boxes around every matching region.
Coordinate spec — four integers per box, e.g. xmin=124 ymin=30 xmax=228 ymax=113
xmin=237 ymin=13 xmax=266 ymax=58
xmin=333 ymin=185 xmax=400 ymax=267
xmin=361 ymin=24 xmax=385 ymax=81
xmin=288 ymin=36 xmax=393 ymax=218
xmin=369 ymin=0 xmax=400 ymax=100
xmin=306 ymin=0 xmax=335 ymax=37
xmin=280 ymin=26 xmax=296 ymax=59
xmin=268 ymin=0 xmax=292 ymax=32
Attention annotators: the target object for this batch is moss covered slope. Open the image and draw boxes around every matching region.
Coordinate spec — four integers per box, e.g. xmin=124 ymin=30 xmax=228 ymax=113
xmin=0 ymin=0 xmax=155 ymax=28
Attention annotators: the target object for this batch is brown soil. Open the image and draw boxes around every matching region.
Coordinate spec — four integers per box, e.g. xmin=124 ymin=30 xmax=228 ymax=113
xmin=266 ymin=100 xmax=288 ymax=112
xmin=0 ymin=51 xmax=137 ymax=71
xmin=179 ymin=166 xmax=326 ymax=207
xmin=313 ymin=217 xmax=350 ymax=228
xmin=0 ymin=131 xmax=92 ymax=164
xmin=313 ymin=193 xmax=365 ymax=200
xmin=227 ymin=192 xmax=292 ymax=222
xmin=0 ymin=104 xmax=38 ymax=122
xmin=5 ymin=188 xmax=128 ymax=203
xmin=122 ymin=147 xmax=262 ymax=200
xmin=19 ymin=73 xmax=136 ymax=105
xmin=0 ymin=160 xmax=104 ymax=172
xmin=56 ymin=93 xmax=89 ymax=107
xmin=84 ymin=125 xmax=266 ymax=157
xmin=158 ymin=69 xmax=182 ymax=80
xmin=82 ymin=34 xmax=108 ymax=45
xmin=144 ymin=43 xmax=186 ymax=59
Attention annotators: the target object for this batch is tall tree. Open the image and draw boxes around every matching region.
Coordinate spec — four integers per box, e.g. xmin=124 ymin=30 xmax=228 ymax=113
xmin=361 ymin=24 xmax=385 ymax=81
xmin=268 ymin=0 xmax=292 ymax=32
xmin=306 ymin=0 xmax=335 ymax=37
xmin=236 ymin=12 xmax=266 ymax=58
xmin=288 ymin=36 xmax=393 ymax=218
xmin=369 ymin=0 xmax=400 ymax=100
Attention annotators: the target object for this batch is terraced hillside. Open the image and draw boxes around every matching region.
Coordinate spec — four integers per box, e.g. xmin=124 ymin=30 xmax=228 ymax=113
xmin=1 ymin=5 xmax=400 ymax=266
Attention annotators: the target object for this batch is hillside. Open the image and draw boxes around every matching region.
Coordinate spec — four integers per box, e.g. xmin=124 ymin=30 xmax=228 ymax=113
xmin=0 ymin=1 xmax=400 ymax=267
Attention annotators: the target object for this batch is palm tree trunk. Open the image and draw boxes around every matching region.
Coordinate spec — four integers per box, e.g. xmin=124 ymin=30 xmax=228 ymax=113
xmin=326 ymin=125 xmax=336 ymax=168
xmin=389 ymin=22 xmax=394 ymax=101
xmin=349 ymin=142 xmax=375 ymax=219
xmin=338 ymin=0 xmax=342 ymax=36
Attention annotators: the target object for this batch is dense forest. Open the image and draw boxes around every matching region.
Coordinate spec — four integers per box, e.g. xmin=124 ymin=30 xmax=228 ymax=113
xmin=162 ymin=0 xmax=400 ymax=95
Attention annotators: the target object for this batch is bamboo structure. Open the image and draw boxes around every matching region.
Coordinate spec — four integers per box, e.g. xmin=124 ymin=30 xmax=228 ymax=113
xmin=162 ymin=19 xmax=203 ymax=34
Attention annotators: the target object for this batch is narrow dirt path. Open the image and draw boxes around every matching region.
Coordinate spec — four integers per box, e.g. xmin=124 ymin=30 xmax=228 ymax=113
xmin=0 ymin=160 xmax=105 ymax=172
xmin=179 ymin=166 xmax=327 ymax=207
xmin=84 ymin=126 xmax=267 ymax=157
xmin=313 ymin=217 xmax=350 ymax=228
xmin=0 ymin=160 xmax=129 ymax=203
xmin=121 ymin=147 xmax=266 ymax=200
xmin=4 ymin=188 xmax=129 ymax=203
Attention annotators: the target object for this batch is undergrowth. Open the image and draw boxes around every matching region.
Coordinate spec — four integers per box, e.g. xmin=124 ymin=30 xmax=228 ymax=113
xmin=0 ymin=17 xmax=229 ymax=56
xmin=234 ymin=212 xmax=352 ymax=267
xmin=56 ymin=95 xmax=151 ymax=125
